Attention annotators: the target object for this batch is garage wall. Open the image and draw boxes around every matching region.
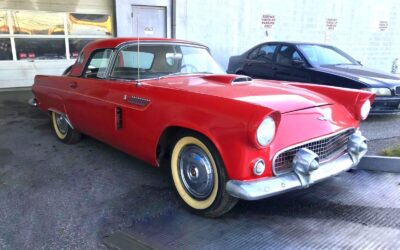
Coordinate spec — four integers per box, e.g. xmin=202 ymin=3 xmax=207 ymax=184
xmin=0 ymin=0 xmax=113 ymax=88
xmin=175 ymin=0 xmax=400 ymax=72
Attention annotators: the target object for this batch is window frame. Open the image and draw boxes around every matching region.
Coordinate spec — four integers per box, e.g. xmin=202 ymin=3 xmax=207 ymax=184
xmin=81 ymin=48 xmax=114 ymax=79
xmin=14 ymin=37 xmax=67 ymax=60
xmin=0 ymin=9 xmax=113 ymax=62
xmin=0 ymin=37 xmax=13 ymax=61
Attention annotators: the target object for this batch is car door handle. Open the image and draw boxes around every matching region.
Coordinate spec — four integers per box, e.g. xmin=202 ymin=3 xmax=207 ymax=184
xmin=69 ymin=81 xmax=77 ymax=89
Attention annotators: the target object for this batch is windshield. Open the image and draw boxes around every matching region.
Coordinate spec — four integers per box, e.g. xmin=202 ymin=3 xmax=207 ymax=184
xmin=110 ymin=44 xmax=225 ymax=80
xmin=298 ymin=45 xmax=357 ymax=66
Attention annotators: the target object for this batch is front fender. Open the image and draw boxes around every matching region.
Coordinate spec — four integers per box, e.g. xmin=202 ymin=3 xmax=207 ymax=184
xmin=153 ymin=89 xmax=275 ymax=181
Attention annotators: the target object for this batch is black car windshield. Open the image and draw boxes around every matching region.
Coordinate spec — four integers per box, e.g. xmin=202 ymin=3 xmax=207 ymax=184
xmin=298 ymin=44 xmax=357 ymax=66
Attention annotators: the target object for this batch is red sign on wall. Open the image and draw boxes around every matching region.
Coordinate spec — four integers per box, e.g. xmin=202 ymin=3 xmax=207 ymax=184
xmin=19 ymin=53 xmax=27 ymax=59
xmin=261 ymin=15 xmax=276 ymax=28
xmin=379 ymin=21 xmax=388 ymax=31
xmin=326 ymin=18 xmax=338 ymax=30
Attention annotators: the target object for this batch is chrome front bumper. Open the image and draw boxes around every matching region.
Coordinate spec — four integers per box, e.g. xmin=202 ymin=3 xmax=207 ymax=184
xmin=226 ymin=131 xmax=367 ymax=200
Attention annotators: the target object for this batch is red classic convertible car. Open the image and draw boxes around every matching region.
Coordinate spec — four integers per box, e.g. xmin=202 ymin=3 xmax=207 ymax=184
xmin=30 ymin=38 xmax=374 ymax=217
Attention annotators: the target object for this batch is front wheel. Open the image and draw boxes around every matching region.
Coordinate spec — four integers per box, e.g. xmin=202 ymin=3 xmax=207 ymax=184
xmin=51 ymin=111 xmax=81 ymax=144
xmin=170 ymin=133 xmax=238 ymax=217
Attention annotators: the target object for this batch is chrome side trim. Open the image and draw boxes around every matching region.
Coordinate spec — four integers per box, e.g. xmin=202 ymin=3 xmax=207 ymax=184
xmin=124 ymin=95 xmax=150 ymax=107
xmin=272 ymin=128 xmax=355 ymax=176
xmin=226 ymin=152 xmax=356 ymax=201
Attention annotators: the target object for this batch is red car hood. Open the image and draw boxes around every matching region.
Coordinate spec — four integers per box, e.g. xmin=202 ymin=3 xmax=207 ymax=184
xmin=155 ymin=74 xmax=333 ymax=113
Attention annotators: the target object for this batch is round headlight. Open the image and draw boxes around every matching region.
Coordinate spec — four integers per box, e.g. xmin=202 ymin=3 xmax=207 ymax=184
xmin=256 ymin=116 xmax=276 ymax=146
xmin=365 ymin=88 xmax=391 ymax=96
xmin=360 ymin=99 xmax=371 ymax=120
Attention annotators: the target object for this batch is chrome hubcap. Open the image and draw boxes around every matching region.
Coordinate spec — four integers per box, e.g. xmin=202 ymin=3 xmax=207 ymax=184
xmin=55 ymin=113 xmax=68 ymax=134
xmin=178 ymin=145 xmax=214 ymax=200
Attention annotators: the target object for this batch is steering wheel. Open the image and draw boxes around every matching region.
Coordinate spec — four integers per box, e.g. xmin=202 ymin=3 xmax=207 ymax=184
xmin=179 ymin=64 xmax=198 ymax=73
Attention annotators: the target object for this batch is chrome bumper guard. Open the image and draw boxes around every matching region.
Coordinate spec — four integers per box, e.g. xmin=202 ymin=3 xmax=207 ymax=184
xmin=226 ymin=130 xmax=367 ymax=200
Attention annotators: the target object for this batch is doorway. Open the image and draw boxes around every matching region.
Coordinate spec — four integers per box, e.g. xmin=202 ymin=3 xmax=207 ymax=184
xmin=131 ymin=5 xmax=167 ymax=38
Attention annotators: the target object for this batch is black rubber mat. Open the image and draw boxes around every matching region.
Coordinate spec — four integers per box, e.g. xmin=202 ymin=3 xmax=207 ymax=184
xmin=103 ymin=231 xmax=153 ymax=250
xmin=115 ymin=170 xmax=400 ymax=249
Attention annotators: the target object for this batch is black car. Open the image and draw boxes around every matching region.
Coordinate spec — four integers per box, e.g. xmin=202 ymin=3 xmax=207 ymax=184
xmin=227 ymin=42 xmax=400 ymax=114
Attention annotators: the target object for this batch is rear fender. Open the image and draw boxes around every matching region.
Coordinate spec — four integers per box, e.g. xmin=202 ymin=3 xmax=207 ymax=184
xmin=45 ymin=93 xmax=67 ymax=115
xmin=33 ymin=75 xmax=68 ymax=115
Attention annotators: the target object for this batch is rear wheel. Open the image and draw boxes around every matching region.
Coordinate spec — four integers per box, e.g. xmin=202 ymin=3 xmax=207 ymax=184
xmin=51 ymin=111 xmax=81 ymax=144
xmin=170 ymin=132 xmax=238 ymax=217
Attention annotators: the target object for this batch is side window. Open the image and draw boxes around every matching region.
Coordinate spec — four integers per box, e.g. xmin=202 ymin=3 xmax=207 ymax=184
xmin=84 ymin=49 xmax=113 ymax=78
xmin=248 ymin=47 xmax=260 ymax=60
xmin=110 ymin=45 xmax=155 ymax=79
xmin=180 ymin=46 xmax=213 ymax=73
xmin=276 ymin=46 xmax=303 ymax=66
xmin=257 ymin=44 xmax=277 ymax=62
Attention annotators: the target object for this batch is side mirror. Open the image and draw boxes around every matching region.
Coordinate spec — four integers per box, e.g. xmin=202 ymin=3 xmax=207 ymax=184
xmin=292 ymin=59 xmax=305 ymax=67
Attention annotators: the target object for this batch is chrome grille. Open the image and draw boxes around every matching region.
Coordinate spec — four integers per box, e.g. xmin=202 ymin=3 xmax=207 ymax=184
xmin=273 ymin=129 xmax=355 ymax=175
xmin=395 ymin=86 xmax=400 ymax=95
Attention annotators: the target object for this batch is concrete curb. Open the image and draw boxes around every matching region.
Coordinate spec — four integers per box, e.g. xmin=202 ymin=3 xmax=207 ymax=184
xmin=357 ymin=155 xmax=400 ymax=173
xmin=0 ymin=87 xmax=32 ymax=92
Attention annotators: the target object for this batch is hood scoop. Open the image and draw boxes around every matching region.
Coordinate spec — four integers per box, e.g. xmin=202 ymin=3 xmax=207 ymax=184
xmin=201 ymin=74 xmax=252 ymax=85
